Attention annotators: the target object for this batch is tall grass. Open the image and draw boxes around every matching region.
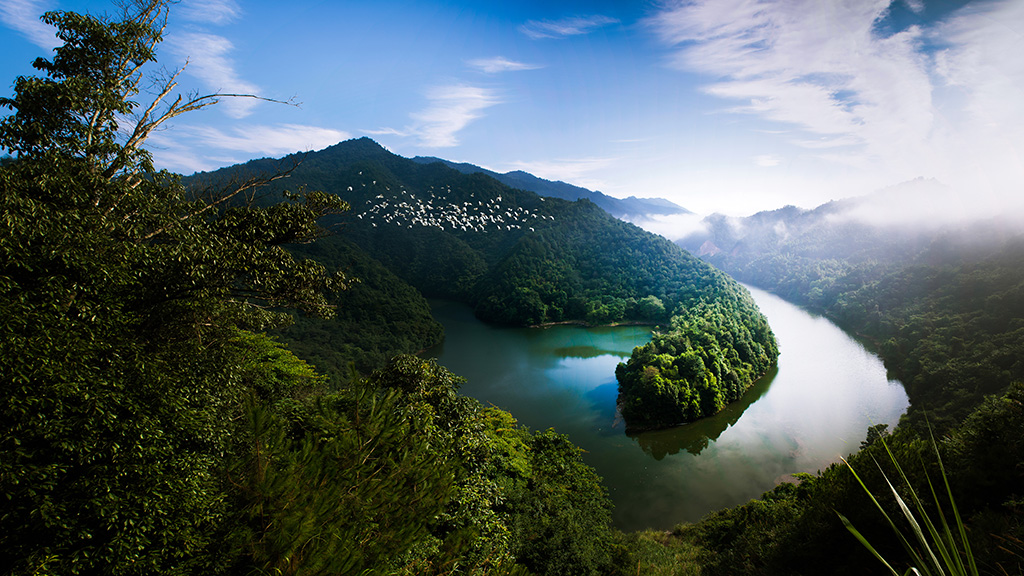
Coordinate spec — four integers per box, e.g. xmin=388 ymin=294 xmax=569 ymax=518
xmin=838 ymin=428 xmax=978 ymax=576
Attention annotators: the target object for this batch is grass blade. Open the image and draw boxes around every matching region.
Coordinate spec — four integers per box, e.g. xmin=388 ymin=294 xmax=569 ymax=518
xmin=838 ymin=512 xmax=900 ymax=576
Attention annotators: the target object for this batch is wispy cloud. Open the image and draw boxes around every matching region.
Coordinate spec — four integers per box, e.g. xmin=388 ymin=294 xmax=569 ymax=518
xmin=467 ymin=56 xmax=542 ymax=74
xmin=928 ymin=0 xmax=1024 ymax=212
xmin=190 ymin=124 xmax=349 ymax=155
xmin=754 ymin=154 xmax=782 ymax=167
xmin=650 ymin=0 xmax=933 ymax=165
xmin=0 ymin=0 xmax=58 ymax=50
xmin=179 ymin=0 xmax=241 ymax=25
xmin=409 ymin=84 xmax=500 ymax=147
xmin=520 ymin=15 xmax=619 ymax=40
xmin=649 ymin=0 xmax=1024 ymax=220
xmin=624 ymin=212 xmax=710 ymax=242
xmin=362 ymin=127 xmax=408 ymax=137
xmin=168 ymin=32 xmax=262 ymax=118
xmin=149 ymin=123 xmax=350 ymax=173
xmin=903 ymin=0 xmax=924 ymax=14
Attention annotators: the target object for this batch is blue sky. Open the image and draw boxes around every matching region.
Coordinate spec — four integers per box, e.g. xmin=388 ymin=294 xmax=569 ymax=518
xmin=2 ymin=0 xmax=1022 ymax=220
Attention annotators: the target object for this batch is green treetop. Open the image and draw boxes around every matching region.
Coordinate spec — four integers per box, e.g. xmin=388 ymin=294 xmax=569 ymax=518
xmin=0 ymin=1 xmax=350 ymax=573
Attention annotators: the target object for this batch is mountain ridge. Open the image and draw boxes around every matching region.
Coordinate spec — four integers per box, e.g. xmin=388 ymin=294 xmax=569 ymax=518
xmin=411 ymin=154 xmax=690 ymax=220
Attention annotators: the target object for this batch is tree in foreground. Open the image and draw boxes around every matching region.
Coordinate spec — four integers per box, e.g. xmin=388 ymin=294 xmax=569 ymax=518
xmin=0 ymin=3 xmax=633 ymax=574
xmin=0 ymin=1 xmax=357 ymax=573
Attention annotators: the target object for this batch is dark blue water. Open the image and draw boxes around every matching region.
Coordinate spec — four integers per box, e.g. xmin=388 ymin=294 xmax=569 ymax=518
xmin=425 ymin=285 xmax=908 ymax=531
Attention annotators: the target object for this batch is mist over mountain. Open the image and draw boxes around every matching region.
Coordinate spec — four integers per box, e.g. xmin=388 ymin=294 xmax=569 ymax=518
xmin=411 ymin=155 xmax=691 ymax=220
xmin=675 ymin=177 xmax=1024 ymax=264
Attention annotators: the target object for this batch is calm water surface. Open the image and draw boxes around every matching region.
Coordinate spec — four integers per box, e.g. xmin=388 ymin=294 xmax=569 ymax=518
xmin=425 ymin=285 xmax=908 ymax=531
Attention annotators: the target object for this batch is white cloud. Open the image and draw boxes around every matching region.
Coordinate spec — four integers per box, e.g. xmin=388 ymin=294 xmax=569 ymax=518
xmin=624 ymin=213 xmax=711 ymax=242
xmin=179 ymin=0 xmax=241 ymax=25
xmin=930 ymin=1 xmax=1024 ymax=208
xmin=902 ymin=0 xmax=924 ymax=14
xmin=467 ymin=56 xmax=542 ymax=74
xmin=754 ymin=154 xmax=781 ymax=167
xmin=190 ymin=124 xmax=350 ymax=155
xmin=168 ymin=32 xmax=262 ymax=119
xmin=149 ymin=123 xmax=350 ymax=174
xmin=362 ymin=127 xmax=408 ymax=137
xmin=409 ymin=84 xmax=500 ymax=148
xmin=648 ymin=0 xmax=1024 ymax=221
xmin=650 ymin=0 xmax=933 ymax=166
xmin=520 ymin=15 xmax=619 ymax=40
xmin=0 ymin=0 xmax=58 ymax=50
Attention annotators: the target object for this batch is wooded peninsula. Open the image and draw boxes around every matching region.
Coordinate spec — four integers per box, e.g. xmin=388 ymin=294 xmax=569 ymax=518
xmin=1 ymin=3 xmax=1020 ymax=576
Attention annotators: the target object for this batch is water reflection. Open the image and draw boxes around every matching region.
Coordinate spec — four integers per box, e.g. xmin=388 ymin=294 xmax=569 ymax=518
xmin=426 ymin=286 xmax=909 ymax=531
xmin=552 ymin=344 xmax=624 ymax=359
xmin=630 ymin=365 xmax=779 ymax=458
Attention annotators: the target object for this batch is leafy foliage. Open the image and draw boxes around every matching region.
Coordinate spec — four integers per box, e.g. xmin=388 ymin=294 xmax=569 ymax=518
xmin=657 ymin=201 xmax=1024 ymax=575
xmin=191 ymin=138 xmax=764 ymax=332
xmin=227 ymin=385 xmax=458 ymax=576
xmin=0 ymin=3 xmax=360 ymax=573
xmin=280 ymin=238 xmax=444 ymax=379
xmin=616 ymin=295 xmax=777 ymax=430
xmin=368 ymin=356 xmax=619 ymax=576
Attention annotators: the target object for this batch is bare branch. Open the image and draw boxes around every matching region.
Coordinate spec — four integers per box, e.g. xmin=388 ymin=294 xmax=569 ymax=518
xmin=139 ymin=167 xmax=298 ymax=241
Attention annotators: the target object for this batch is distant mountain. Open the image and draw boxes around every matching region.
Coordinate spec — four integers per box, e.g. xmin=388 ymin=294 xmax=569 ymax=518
xmin=188 ymin=138 xmax=776 ymax=406
xmin=412 ymin=155 xmax=690 ymax=219
xmin=677 ymin=178 xmax=979 ymax=265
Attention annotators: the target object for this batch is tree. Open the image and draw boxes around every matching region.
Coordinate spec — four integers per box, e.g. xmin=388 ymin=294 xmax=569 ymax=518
xmin=0 ymin=2 xmax=348 ymax=573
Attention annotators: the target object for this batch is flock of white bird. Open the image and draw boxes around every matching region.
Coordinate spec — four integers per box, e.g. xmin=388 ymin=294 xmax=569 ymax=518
xmin=348 ymin=179 xmax=553 ymax=233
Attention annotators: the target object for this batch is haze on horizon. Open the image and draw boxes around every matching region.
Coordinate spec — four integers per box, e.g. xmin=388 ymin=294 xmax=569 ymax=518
xmin=1 ymin=0 xmax=1021 ymax=221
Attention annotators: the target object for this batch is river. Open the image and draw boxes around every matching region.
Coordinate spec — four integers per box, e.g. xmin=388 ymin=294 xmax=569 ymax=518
xmin=424 ymin=284 xmax=908 ymax=531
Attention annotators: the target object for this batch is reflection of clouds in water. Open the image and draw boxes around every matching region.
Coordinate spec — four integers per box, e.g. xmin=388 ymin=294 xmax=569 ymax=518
xmin=584 ymin=383 xmax=621 ymax=436
xmin=428 ymin=294 xmax=909 ymax=532
xmin=547 ymin=354 xmax=622 ymax=391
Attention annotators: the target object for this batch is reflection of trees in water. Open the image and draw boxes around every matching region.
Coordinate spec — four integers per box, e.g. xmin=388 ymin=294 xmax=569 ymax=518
xmin=629 ymin=365 xmax=779 ymax=459
xmin=551 ymin=346 xmax=622 ymax=359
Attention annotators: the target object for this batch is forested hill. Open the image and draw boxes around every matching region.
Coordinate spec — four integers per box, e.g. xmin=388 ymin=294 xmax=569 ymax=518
xmin=410 ymin=154 xmax=691 ymax=219
xmin=192 ymin=137 xmax=736 ymax=328
xmin=647 ymin=192 xmax=1024 ymax=575
xmin=677 ymin=189 xmax=1024 ymax=430
xmin=10 ymin=5 xmax=1016 ymax=575
xmin=189 ymin=137 xmax=778 ymax=430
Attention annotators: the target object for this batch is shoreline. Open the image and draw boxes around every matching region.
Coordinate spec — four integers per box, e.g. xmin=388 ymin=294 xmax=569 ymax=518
xmin=619 ymin=362 xmax=778 ymax=435
xmin=529 ymin=319 xmax=660 ymax=329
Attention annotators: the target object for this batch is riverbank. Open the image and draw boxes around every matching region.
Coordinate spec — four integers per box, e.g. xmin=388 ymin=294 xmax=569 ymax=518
xmin=427 ymin=290 xmax=906 ymax=531
xmin=531 ymin=319 xmax=659 ymax=329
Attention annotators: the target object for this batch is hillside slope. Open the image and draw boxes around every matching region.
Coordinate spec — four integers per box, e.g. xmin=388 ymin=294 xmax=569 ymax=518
xmin=191 ymin=138 xmax=778 ymax=429
xmin=412 ymin=155 xmax=691 ymax=219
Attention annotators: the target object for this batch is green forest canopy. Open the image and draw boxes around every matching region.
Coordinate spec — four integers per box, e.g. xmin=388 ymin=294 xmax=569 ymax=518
xmin=0 ymin=4 xmax=619 ymax=575
xmin=4 ymin=2 xmax=1019 ymax=575
xmin=193 ymin=137 xmax=780 ymax=429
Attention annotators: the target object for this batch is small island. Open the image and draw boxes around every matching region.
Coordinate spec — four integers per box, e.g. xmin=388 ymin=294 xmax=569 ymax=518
xmin=616 ymin=293 xmax=779 ymax=432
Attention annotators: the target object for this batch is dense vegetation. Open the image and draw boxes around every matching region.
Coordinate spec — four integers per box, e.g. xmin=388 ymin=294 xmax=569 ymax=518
xmin=280 ymin=238 xmax=444 ymax=379
xmin=0 ymin=5 xmax=624 ymax=574
xmin=10 ymin=3 xmax=1019 ymax=575
xmin=192 ymin=137 xmax=779 ymax=429
xmin=615 ymin=297 xmax=777 ymax=431
xmin=655 ymin=199 xmax=1024 ymax=575
xmin=194 ymin=137 xmax=753 ymax=329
